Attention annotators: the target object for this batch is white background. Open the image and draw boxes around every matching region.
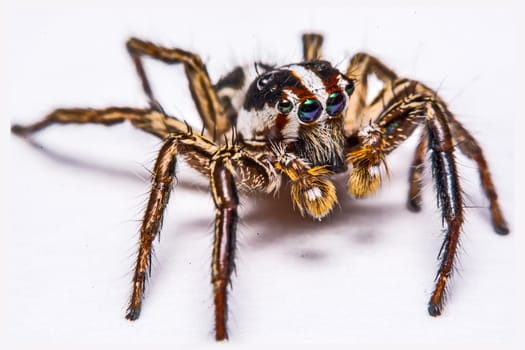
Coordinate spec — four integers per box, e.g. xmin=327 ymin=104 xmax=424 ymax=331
xmin=1 ymin=0 xmax=523 ymax=349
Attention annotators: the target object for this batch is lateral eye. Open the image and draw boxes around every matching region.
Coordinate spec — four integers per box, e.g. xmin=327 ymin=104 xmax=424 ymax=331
xmin=298 ymin=98 xmax=322 ymax=123
xmin=256 ymin=73 xmax=274 ymax=91
xmin=345 ymin=81 xmax=355 ymax=95
xmin=326 ymin=91 xmax=346 ymax=116
xmin=277 ymin=99 xmax=293 ymax=114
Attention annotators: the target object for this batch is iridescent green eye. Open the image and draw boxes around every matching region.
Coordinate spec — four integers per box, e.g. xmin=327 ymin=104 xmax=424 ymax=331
xmin=345 ymin=81 xmax=355 ymax=95
xmin=277 ymin=99 xmax=293 ymax=114
xmin=298 ymin=98 xmax=322 ymax=123
xmin=326 ymin=91 xmax=346 ymax=116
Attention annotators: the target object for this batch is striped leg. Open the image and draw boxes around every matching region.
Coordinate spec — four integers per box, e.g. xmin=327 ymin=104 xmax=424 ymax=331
xmin=126 ymin=137 xmax=179 ymax=320
xmin=126 ymin=135 xmax=274 ymax=340
xmin=126 ymin=132 xmax=219 ymax=322
xmin=345 ymin=79 xmax=480 ymax=316
xmin=209 ymin=152 xmax=239 ymax=341
xmin=449 ymin=119 xmax=509 ymax=234
xmin=302 ymin=33 xmax=324 ymax=61
xmin=126 ymin=38 xmax=230 ymax=138
xmin=407 ymin=131 xmax=427 ymax=212
xmin=347 ymin=74 xmax=510 ymax=312
xmin=344 ymin=52 xmax=398 ymax=133
xmin=11 ymin=107 xmax=189 ymax=139
xmin=424 ymin=104 xmax=464 ymax=316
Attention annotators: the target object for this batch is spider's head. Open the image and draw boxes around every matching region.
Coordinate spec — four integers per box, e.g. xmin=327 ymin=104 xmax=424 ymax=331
xmin=237 ymin=60 xmax=355 ymax=172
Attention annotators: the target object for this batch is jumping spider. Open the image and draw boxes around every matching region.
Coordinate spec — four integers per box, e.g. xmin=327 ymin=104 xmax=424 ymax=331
xmin=11 ymin=33 xmax=509 ymax=341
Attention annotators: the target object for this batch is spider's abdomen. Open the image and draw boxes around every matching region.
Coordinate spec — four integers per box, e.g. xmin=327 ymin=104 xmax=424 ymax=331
xmin=214 ymin=66 xmax=249 ymax=128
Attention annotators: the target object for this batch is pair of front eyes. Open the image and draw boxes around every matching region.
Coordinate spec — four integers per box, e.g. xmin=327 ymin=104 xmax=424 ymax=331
xmin=276 ymin=82 xmax=355 ymax=123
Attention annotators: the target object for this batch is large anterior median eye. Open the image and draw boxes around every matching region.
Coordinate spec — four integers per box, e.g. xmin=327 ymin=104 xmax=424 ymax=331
xmin=326 ymin=91 xmax=346 ymax=116
xmin=298 ymin=98 xmax=322 ymax=123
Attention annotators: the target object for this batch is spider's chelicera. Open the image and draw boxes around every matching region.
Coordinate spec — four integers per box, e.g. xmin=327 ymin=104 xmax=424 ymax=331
xmin=11 ymin=33 xmax=509 ymax=341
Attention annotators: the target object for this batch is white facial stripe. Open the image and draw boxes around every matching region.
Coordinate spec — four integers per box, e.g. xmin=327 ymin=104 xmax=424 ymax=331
xmin=237 ymin=64 xmax=350 ymax=141
xmin=280 ymin=110 xmax=300 ymax=140
xmin=286 ymin=65 xmax=329 ymax=104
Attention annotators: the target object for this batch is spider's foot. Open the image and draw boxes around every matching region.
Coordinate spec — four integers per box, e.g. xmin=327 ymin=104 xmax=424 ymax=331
xmin=427 ymin=302 xmax=442 ymax=317
xmin=125 ymin=307 xmax=141 ymax=321
xmin=493 ymin=219 xmax=510 ymax=236
xmin=406 ymin=197 xmax=422 ymax=212
xmin=215 ymin=331 xmax=228 ymax=342
xmin=488 ymin=202 xmax=510 ymax=235
xmin=11 ymin=124 xmax=30 ymax=136
xmin=428 ymin=275 xmax=447 ymax=317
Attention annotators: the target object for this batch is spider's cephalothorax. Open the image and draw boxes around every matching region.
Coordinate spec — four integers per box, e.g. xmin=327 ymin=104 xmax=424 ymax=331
xmin=237 ymin=60 xmax=355 ymax=173
xmin=11 ymin=33 xmax=510 ymax=341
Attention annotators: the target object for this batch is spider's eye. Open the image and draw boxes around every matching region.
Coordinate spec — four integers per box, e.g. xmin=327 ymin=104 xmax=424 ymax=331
xmin=345 ymin=81 xmax=355 ymax=95
xmin=256 ymin=73 xmax=273 ymax=91
xmin=326 ymin=91 xmax=346 ymax=116
xmin=298 ymin=98 xmax=322 ymax=123
xmin=277 ymin=99 xmax=293 ymax=114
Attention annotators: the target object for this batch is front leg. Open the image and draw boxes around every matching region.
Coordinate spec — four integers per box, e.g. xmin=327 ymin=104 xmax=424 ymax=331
xmin=126 ymin=137 xmax=179 ymax=320
xmin=344 ymin=79 xmax=500 ymax=315
xmin=425 ymin=106 xmax=464 ymax=316
xmin=126 ymin=132 xmax=218 ymax=321
xmin=209 ymin=151 xmax=239 ymax=341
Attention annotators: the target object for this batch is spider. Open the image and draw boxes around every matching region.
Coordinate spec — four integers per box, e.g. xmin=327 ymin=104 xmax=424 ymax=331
xmin=11 ymin=33 xmax=509 ymax=341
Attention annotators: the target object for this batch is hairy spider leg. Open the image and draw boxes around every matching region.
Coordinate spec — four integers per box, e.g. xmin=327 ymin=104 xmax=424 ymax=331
xmin=120 ymin=131 xmax=240 ymax=341
xmin=424 ymin=103 xmax=464 ymax=316
xmin=207 ymin=145 xmax=286 ymax=340
xmin=344 ymin=52 xmax=508 ymax=235
xmin=11 ymin=107 xmax=189 ymax=139
xmin=448 ymin=119 xmax=509 ymax=234
xmin=344 ymin=52 xmax=398 ymax=134
xmin=12 ymin=39 xmax=235 ymax=141
xmin=124 ymin=129 xmax=278 ymax=340
xmin=10 ymin=101 xmax=242 ymax=340
xmin=125 ymin=136 xmax=179 ymax=321
xmin=302 ymin=33 xmax=324 ymax=61
xmin=344 ymin=75 xmax=508 ymax=315
xmin=209 ymin=150 xmax=239 ymax=341
xmin=126 ymin=38 xmax=230 ymax=139
xmin=406 ymin=131 xmax=428 ymax=212
xmin=9 ymin=37 xmax=280 ymax=341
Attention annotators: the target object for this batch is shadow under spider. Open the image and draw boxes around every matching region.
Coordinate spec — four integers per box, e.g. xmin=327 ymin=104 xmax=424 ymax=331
xmin=15 ymin=135 xmax=412 ymax=251
xmin=238 ymin=174 xmax=409 ymax=249
xmin=14 ymin=137 xmax=210 ymax=192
